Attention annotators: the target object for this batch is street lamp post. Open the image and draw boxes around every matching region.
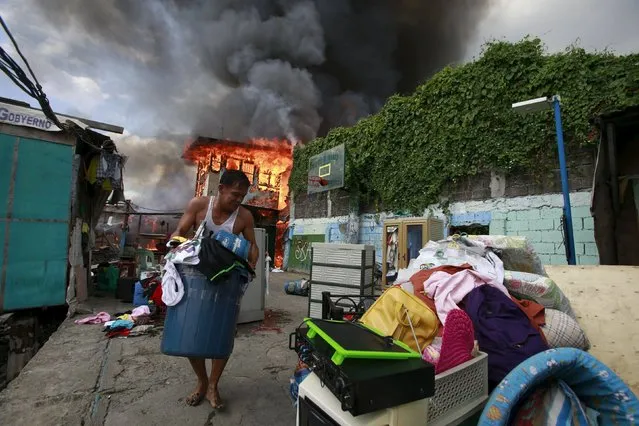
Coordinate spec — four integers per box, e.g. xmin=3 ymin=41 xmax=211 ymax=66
xmin=512 ymin=95 xmax=576 ymax=265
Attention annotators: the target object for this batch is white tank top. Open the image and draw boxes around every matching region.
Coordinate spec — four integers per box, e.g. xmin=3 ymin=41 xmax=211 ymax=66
xmin=203 ymin=196 xmax=240 ymax=236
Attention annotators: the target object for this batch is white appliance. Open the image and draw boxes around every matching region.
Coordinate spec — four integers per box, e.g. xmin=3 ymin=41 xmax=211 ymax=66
xmin=297 ymin=373 xmax=428 ymax=426
xmin=309 ymin=243 xmax=375 ymax=319
xmin=237 ymin=228 xmax=266 ymax=324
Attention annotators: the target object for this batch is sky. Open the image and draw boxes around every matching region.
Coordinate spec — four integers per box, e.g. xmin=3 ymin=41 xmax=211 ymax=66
xmin=1 ymin=0 xmax=638 ymax=209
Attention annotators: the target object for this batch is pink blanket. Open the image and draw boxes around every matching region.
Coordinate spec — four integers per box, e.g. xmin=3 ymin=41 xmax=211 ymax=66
xmin=424 ymin=269 xmax=510 ymax=324
xmin=74 ymin=312 xmax=111 ymax=325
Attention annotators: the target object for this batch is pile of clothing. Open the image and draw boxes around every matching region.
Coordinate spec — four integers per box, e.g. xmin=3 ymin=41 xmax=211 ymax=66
xmin=74 ymin=304 xmax=160 ymax=339
xmin=133 ymin=274 xmax=165 ymax=313
xmin=389 ymin=235 xmax=589 ymax=389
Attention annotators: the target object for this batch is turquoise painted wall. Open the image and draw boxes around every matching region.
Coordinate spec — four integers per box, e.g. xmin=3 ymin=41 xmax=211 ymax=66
xmin=1 ymin=133 xmax=73 ymax=311
xmin=489 ymin=205 xmax=599 ymax=265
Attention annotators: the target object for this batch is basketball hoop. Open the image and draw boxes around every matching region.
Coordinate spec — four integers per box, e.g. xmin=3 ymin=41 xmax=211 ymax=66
xmin=308 ymin=176 xmax=329 ymax=187
xmin=307 ymin=144 xmax=345 ymax=195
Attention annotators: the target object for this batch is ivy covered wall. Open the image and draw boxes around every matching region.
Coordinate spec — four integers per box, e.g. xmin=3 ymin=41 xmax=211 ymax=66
xmin=290 ymin=38 xmax=639 ymax=213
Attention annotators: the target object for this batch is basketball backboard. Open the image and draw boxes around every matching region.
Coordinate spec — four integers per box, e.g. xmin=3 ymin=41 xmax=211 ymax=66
xmin=307 ymin=144 xmax=345 ymax=194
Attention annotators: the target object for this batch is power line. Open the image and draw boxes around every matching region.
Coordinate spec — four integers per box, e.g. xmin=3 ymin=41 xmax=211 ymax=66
xmin=0 ymin=16 xmax=41 ymax=90
xmin=0 ymin=14 xmax=61 ymax=129
xmin=0 ymin=14 xmax=109 ymax=152
xmin=129 ymin=202 xmax=185 ymax=213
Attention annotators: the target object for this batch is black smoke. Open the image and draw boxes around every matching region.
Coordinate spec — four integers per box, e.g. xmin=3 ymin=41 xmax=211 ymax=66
xmin=32 ymin=0 xmax=492 ymax=141
xmin=29 ymin=0 xmax=493 ymax=207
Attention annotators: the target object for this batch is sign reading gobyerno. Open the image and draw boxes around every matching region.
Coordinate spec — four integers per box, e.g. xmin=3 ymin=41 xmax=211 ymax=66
xmin=0 ymin=102 xmax=79 ymax=132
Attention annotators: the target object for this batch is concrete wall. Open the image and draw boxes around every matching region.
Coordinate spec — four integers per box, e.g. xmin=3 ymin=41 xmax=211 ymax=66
xmin=0 ymin=314 xmax=38 ymax=391
xmin=441 ymin=147 xmax=595 ymax=202
xmin=288 ymin=146 xmax=598 ymax=268
xmin=447 ymin=191 xmax=598 ymax=265
xmin=288 ymin=191 xmax=599 ymax=267
xmin=294 ymin=189 xmax=353 ymax=219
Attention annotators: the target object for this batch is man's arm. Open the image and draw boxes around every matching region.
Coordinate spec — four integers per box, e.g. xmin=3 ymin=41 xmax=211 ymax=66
xmin=240 ymin=208 xmax=259 ymax=270
xmin=171 ymin=197 xmax=204 ymax=239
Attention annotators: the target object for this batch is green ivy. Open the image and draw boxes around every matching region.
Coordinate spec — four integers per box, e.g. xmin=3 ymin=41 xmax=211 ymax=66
xmin=290 ymin=38 xmax=639 ymax=213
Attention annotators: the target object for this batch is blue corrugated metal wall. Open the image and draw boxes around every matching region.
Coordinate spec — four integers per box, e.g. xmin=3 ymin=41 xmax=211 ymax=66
xmin=1 ymin=133 xmax=73 ymax=311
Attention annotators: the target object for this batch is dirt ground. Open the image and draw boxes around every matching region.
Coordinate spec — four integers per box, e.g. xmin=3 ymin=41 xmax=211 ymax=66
xmin=0 ymin=271 xmax=308 ymax=426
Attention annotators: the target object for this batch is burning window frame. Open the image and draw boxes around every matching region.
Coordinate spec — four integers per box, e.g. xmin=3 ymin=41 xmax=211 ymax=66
xmin=183 ymin=137 xmax=293 ymax=211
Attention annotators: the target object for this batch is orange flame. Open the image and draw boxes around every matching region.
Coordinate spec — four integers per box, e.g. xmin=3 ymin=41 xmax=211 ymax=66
xmin=139 ymin=217 xmax=167 ymax=251
xmin=145 ymin=240 xmax=159 ymax=251
xmin=184 ymin=137 xmax=293 ymax=211
xmin=274 ymin=220 xmax=288 ymax=268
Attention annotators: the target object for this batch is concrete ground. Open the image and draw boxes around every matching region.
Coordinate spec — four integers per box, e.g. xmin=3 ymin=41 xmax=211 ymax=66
xmin=0 ymin=271 xmax=308 ymax=426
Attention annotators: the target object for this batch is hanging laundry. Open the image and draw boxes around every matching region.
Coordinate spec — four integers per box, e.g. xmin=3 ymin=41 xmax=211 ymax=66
xmin=423 ymin=269 xmax=510 ymax=325
xmin=162 ymin=261 xmax=185 ymax=306
xmin=95 ymin=152 xmax=123 ymax=189
xmin=386 ymin=228 xmax=399 ymax=276
xmin=74 ymin=312 xmax=110 ymax=325
xmin=86 ymin=156 xmax=99 ymax=185
xmin=463 ymin=285 xmax=548 ymax=390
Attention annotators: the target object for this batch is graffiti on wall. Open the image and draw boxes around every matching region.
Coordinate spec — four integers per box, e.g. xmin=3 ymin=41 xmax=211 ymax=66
xmin=287 ymin=234 xmax=325 ymax=273
xmin=294 ymin=239 xmax=313 ymax=263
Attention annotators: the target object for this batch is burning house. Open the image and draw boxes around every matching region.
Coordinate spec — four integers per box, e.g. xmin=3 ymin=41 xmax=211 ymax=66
xmin=183 ymin=137 xmax=294 ymax=267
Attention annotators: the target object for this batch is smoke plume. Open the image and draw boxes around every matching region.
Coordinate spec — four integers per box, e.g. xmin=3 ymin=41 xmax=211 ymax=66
xmin=30 ymin=0 xmax=493 ymax=208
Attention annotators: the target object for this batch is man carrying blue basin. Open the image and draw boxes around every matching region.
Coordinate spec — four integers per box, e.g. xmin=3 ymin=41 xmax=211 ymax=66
xmin=161 ymin=169 xmax=259 ymax=410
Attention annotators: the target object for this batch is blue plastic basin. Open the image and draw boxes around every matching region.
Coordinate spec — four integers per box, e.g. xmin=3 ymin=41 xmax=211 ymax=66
xmin=161 ymin=264 xmax=248 ymax=359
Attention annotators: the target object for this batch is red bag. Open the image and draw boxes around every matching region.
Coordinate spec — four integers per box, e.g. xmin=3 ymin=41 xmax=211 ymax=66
xmin=148 ymin=278 xmax=166 ymax=313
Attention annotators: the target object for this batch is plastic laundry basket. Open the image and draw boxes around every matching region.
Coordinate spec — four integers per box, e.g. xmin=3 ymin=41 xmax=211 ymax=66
xmin=427 ymin=352 xmax=489 ymax=426
xmin=161 ymin=264 xmax=246 ymax=359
